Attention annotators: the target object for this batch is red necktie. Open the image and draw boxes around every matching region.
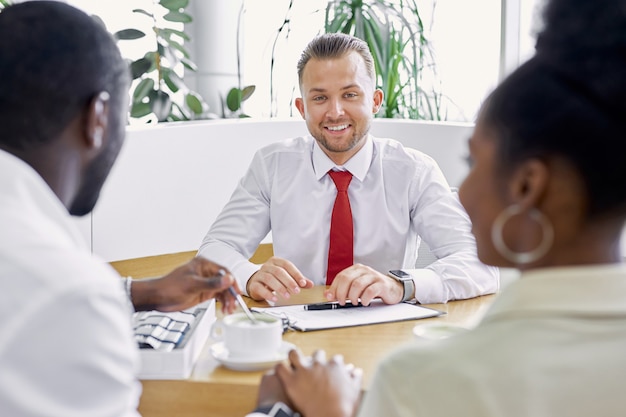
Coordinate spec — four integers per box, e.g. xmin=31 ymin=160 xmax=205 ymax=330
xmin=326 ymin=170 xmax=354 ymax=284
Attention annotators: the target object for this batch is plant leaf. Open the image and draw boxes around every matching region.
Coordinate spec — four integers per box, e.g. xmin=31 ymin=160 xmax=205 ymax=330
xmin=173 ymin=102 xmax=192 ymax=120
xmin=185 ymin=93 xmax=204 ymax=115
xmin=130 ymin=58 xmax=152 ymax=79
xmin=114 ymin=28 xmax=145 ymax=40
xmin=132 ymin=78 xmax=155 ymax=103
xmin=156 ymin=42 xmax=167 ymax=59
xmin=163 ymin=11 xmax=192 ymax=23
xmin=181 ymin=58 xmax=198 ymax=72
xmin=160 ymin=0 xmax=189 ymax=11
xmin=158 ymin=28 xmax=191 ymax=42
xmin=143 ymin=52 xmax=158 ymax=73
xmin=150 ymin=90 xmax=172 ymax=122
xmin=163 ymin=69 xmax=183 ymax=93
xmin=130 ymin=101 xmax=152 ymax=118
xmin=167 ymin=39 xmax=191 ymax=59
xmin=241 ymin=85 xmax=256 ymax=102
xmin=132 ymin=8 xmax=153 ymax=19
xmin=226 ymin=88 xmax=243 ymax=112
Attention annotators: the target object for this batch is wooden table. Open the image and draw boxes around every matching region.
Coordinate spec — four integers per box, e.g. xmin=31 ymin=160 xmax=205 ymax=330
xmin=110 ymin=253 xmax=497 ymax=417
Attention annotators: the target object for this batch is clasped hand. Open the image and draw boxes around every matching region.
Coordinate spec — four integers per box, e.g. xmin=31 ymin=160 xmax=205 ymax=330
xmin=257 ymin=349 xmax=363 ymax=417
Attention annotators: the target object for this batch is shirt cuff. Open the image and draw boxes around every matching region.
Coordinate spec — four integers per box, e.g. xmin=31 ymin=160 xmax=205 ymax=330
xmin=403 ymin=268 xmax=444 ymax=304
xmin=232 ymin=261 xmax=262 ymax=296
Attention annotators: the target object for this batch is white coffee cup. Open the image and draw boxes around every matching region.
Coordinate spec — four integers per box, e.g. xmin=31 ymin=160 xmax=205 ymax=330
xmin=210 ymin=312 xmax=283 ymax=359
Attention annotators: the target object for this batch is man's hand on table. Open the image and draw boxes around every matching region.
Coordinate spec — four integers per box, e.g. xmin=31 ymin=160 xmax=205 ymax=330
xmin=324 ymin=264 xmax=404 ymax=305
xmin=247 ymin=257 xmax=314 ymax=302
xmin=129 ymin=257 xmax=239 ymax=313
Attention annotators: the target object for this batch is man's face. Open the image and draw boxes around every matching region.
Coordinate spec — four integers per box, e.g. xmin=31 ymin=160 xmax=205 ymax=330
xmin=69 ymin=97 xmax=127 ymax=216
xmin=295 ymin=51 xmax=383 ymax=165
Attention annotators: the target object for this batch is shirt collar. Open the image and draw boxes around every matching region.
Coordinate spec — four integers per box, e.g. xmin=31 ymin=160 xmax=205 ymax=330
xmin=483 ymin=263 xmax=626 ymax=323
xmin=0 ymin=148 xmax=88 ymax=250
xmin=312 ymin=134 xmax=373 ymax=182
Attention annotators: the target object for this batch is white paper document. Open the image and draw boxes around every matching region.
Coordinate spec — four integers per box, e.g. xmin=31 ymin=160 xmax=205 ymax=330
xmin=251 ymin=300 xmax=444 ymax=332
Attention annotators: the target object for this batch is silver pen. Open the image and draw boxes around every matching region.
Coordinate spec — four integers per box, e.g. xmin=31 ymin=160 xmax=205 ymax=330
xmin=228 ymin=286 xmax=258 ymax=324
xmin=216 ymin=268 xmax=258 ymax=324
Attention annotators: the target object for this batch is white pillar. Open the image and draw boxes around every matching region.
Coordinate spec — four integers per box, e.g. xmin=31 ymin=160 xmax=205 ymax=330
xmin=187 ymin=0 xmax=243 ymax=118
xmin=499 ymin=0 xmax=521 ymax=81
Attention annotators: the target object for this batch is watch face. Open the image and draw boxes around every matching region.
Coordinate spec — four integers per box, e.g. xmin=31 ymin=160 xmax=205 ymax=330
xmin=256 ymin=402 xmax=297 ymax=417
xmin=389 ymin=269 xmax=411 ymax=279
xmin=389 ymin=270 xmax=415 ymax=302
xmin=274 ymin=407 xmax=295 ymax=417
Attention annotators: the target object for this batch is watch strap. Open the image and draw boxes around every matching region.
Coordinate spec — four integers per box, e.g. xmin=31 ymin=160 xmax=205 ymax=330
xmin=388 ymin=270 xmax=416 ymax=302
xmin=401 ymin=277 xmax=416 ymax=302
xmin=253 ymin=402 xmax=299 ymax=417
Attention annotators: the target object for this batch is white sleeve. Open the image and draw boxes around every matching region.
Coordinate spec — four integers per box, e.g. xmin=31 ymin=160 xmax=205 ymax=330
xmin=409 ymin=155 xmax=499 ymax=304
xmin=358 ymin=356 xmax=406 ymax=417
xmin=357 ymin=346 xmax=424 ymax=417
xmin=197 ymin=150 xmax=272 ymax=295
xmin=0 ymin=284 xmax=141 ymax=417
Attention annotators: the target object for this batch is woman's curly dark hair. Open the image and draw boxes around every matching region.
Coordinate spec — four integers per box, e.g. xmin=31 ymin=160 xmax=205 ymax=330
xmin=482 ymin=0 xmax=626 ymax=220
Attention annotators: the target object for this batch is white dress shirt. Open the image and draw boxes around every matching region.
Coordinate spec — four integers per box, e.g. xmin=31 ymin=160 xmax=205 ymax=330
xmin=0 ymin=150 xmax=142 ymax=416
xmin=360 ymin=264 xmax=626 ymax=417
xmin=199 ymin=135 xmax=498 ymax=303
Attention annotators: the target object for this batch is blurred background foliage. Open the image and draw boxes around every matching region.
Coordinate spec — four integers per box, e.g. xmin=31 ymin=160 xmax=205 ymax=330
xmin=269 ymin=0 xmax=442 ymax=120
xmin=114 ymin=0 xmax=208 ymax=122
xmin=1 ymin=0 xmax=441 ymax=122
xmin=324 ymin=0 xmax=442 ymax=120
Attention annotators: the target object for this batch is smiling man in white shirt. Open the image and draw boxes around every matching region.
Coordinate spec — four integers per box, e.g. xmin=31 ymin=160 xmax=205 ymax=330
xmin=198 ymin=33 xmax=499 ymax=306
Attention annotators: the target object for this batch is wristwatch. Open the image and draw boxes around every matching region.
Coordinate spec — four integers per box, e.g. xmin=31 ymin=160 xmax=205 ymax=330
xmin=253 ymin=402 xmax=300 ymax=417
xmin=388 ymin=269 xmax=416 ymax=302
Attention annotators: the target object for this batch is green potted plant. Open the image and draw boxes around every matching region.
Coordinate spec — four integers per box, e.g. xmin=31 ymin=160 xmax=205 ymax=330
xmin=115 ymin=0 xmax=208 ymax=122
xmin=116 ymin=0 xmax=255 ymax=121
xmin=324 ymin=0 xmax=442 ymax=120
xmin=218 ymin=1 xmax=255 ymax=119
xmin=268 ymin=0 xmax=441 ymax=120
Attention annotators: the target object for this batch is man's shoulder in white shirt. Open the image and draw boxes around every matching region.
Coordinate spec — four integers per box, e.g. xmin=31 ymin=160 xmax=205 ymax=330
xmin=256 ymin=135 xmax=315 ymax=158
xmin=372 ymin=136 xmax=439 ymax=166
xmin=0 ymin=150 xmax=141 ymax=417
xmin=253 ymin=134 xmax=438 ymax=167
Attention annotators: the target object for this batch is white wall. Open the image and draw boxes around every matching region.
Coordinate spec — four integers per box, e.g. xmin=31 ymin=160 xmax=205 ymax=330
xmin=80 ymin=118 xmax=474 ymax=262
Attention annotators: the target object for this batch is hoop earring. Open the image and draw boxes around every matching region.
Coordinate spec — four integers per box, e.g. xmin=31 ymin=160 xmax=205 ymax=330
xmin=93 ymin=127 xmax=103 ymax=149
xmin=491 ymin=204 xmax=554 ymax=265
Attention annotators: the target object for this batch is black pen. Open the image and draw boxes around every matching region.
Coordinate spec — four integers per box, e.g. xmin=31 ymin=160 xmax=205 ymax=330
xmin=304 ymin=301 xmax=363 ymax=311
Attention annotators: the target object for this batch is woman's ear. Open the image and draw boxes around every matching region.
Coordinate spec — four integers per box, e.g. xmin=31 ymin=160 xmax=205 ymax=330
xmin=85 ymin=91 xmax=110 ymax=150
xmin=509 ymin=158 xmax=550 ymax=209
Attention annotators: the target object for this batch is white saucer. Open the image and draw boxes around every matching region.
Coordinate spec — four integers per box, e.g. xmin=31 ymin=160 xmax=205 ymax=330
xmin=210 ymin=341 xmax=295 ymax=372
xmin=412 ymin=323 xmax=468 ymax=340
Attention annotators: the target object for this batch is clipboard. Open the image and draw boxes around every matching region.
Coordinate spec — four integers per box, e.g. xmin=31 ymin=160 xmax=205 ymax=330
xmin=251 ymin=300 xmax=444 ymax=332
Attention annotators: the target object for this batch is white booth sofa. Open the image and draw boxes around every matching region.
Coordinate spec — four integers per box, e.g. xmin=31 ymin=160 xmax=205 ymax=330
xmin=78 ymin=118 xmax=474 ymax=262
